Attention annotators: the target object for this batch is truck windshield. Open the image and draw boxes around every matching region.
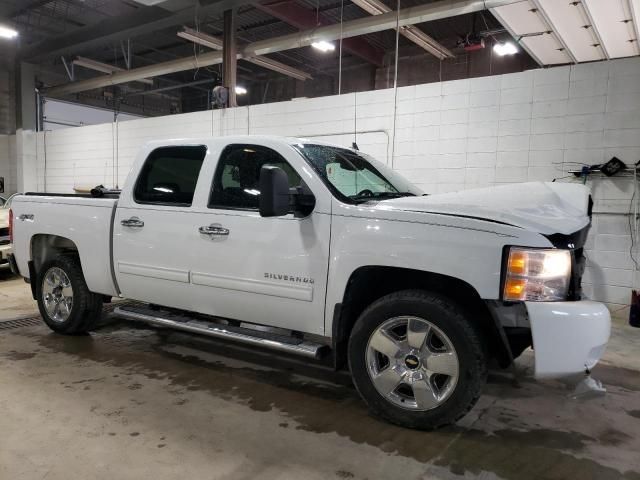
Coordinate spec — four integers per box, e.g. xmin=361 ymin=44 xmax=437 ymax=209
xmin=294 ymin=143 xmax=422 ymax=204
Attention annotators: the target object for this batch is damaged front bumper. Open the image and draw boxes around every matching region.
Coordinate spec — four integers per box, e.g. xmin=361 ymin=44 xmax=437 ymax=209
xmin=526 ymin=300 xmax=611 ymax=379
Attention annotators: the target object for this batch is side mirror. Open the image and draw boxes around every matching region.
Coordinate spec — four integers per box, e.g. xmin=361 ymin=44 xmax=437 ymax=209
xmin=259 ymin=165 xmax=290 ymax=217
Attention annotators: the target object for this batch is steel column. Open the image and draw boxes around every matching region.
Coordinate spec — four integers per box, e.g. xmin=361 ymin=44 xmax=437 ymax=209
xmin=223 ymin=9 xmax=238 ymax=108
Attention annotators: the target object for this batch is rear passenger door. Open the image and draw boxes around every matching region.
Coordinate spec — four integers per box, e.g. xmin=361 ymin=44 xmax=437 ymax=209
xmin=187 ymin=143 xmax=331 ymax=335
xmin=113 ymin=145 xmax=207 ymax=311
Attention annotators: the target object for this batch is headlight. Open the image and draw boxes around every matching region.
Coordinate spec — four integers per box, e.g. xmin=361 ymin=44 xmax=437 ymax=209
xmin=503 ymin=247 xmax=571 ymax=302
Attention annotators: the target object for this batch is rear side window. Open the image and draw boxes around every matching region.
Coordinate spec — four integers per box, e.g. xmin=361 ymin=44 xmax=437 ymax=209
xmin=209 ymin=144 xmax=301 ymax=210
xmin=134 ymin=145 xmax=207 ymax=206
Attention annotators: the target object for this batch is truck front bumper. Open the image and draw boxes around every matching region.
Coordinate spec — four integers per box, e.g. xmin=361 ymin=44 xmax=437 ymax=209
xmin=526 ymin=300 xmax=610 ymax=379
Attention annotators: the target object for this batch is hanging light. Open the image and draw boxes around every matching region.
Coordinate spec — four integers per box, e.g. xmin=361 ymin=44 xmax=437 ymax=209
xmin=312 ymin=40 xmax=336 ymax=52
xmin=235 ymin=86 xmax=248 ymax=95
xmin=0 ymin=26 xmax=18 ymax=39
xmin=493 ymin=41 xmax=518 ymax=56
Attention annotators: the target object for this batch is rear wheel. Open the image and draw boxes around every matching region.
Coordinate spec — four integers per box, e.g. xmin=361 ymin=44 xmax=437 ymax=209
xmin=36 ymin=255 xmax=103 ymax=334
xmin=348 ymin=290 xmax=487 ymax=430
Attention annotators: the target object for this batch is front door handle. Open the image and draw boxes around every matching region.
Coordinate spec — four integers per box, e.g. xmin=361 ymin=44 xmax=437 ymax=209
xmin=121 ymin=217 xmax=145 ymax=228
xmin=199 ymin=225 xmax=230 ymax=236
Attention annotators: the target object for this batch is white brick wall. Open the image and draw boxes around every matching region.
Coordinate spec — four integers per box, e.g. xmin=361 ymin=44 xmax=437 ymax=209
xmin=15 ymin=57 xmax=640 ymax=317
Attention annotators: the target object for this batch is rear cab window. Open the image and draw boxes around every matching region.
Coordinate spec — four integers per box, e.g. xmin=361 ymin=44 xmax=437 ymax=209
xmin=134 ymin=145 xmax=207 ymax=206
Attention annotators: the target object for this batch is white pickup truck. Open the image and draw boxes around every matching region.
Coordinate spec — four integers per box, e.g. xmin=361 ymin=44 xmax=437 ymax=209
xmin=8 ymin=135 xmax=610 ymax=429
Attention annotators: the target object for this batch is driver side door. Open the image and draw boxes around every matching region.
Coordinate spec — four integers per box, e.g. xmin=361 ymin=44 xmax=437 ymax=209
xmin=186 ymin=143 xmax=331 ymax=335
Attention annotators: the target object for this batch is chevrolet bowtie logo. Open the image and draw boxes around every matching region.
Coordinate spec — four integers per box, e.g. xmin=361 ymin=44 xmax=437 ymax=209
xmin=405 ymin=355 xmax=420 ymax=369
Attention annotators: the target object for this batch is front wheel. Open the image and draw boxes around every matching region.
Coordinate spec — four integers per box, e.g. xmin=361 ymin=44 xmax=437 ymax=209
xmin=348 ymin=290 xmax=487 ymax=430
xmin=36 ymin=255 xmax=103 ymax=334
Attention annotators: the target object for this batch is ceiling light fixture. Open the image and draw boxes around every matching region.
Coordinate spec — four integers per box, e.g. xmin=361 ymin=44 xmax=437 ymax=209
xmin=0 ymin=26 xmax=18 ymax=39
xmin=235 ymin=86 xmax=247 ymax=95
xmin=311 ymin=40 xmax=336 ymax=52
xmin=493 ymin=41 xmax=518 ymax=56
xmin=178 ymin=28 xmax=222 ymax=50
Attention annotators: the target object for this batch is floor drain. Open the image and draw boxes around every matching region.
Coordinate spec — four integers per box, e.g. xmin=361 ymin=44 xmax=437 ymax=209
xmin=0 ymin=302 xmax=134 ymax=332
xmin=0 ymin=317 xmax=42 ymax=331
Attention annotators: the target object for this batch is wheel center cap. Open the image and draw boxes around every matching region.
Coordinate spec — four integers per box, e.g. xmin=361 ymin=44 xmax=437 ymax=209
xmin=404 ymin=354 xmax=420 ymax=370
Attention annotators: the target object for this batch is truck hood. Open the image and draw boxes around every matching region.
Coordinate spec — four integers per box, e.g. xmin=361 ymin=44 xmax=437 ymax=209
xmin=375 ymin=182 xmax=591 ymax=236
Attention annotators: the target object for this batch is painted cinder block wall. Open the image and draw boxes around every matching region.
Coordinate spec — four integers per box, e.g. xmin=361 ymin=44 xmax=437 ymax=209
xmin=11 ymin=57 xmax=640 ymax=317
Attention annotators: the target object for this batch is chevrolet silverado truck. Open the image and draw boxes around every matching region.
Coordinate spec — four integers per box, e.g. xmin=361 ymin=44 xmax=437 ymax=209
xmin=8 ymin=136 xmax=610 ymax=429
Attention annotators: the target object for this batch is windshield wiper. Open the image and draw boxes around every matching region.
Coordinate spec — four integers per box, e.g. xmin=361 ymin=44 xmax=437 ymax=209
xmin=375 ymin=192 xmax=416 ymax=199
xmin=351 ymin=191 xmax=416 ymax=203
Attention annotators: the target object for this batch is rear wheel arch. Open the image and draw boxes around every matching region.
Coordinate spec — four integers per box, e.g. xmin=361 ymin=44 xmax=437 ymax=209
xmin=30 ymin=234 xmax=82 ymax=275
xmin=332 ymin=266 xmax=509 ymax=369
xmin=29 ymin=234 xmax=86 ymax=299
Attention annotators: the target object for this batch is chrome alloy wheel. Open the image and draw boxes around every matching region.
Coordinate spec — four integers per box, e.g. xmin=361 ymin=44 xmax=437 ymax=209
xmin=365 ymin=316 xmax=459 ymax=411
xmin=42 ymin=267 xmax=74 ymax=323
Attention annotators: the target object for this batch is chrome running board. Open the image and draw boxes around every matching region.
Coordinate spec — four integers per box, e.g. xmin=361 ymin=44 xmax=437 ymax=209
xmin=113 ymin=305 xmax=327 ymax=359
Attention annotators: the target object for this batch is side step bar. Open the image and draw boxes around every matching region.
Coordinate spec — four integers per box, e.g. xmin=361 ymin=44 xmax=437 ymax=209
xmin=113 ymin=305 xmax=328 ymax=359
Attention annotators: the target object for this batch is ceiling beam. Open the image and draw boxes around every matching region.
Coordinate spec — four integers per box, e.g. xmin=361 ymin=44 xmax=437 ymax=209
xmin=18 ymin=0 xmax=256 ymax=61
xmin=178 ymin=27 xmax=312 ymax=80
xmin=123 ymin=78 xmax=217 ymax=98
xmin=351 ymin=0 xmax=454 ymax=60
xmin=44 ymin=0 xmax=522 ymax=97
xmin=256 ymin=0 xmax=385 ymax=66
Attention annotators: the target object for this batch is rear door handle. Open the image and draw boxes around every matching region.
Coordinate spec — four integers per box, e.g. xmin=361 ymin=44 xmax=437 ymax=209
xmin=199 ymin=225 xmax=229 ymax=236
xmin=121 ymin=217 xmax=144 ymax=228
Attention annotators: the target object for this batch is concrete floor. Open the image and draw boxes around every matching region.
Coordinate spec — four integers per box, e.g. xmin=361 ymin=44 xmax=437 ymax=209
xmin=1 ymin=269 xmax=639 ymax=480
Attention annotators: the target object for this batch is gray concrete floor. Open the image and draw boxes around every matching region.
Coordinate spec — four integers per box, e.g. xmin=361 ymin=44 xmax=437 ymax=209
xmin=1 ymin=269 xmax=639 ymax=480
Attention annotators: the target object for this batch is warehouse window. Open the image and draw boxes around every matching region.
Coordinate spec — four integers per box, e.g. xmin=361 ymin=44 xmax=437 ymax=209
xmin=209 ymin=144 xmax=301 ymax=210
xmin=134 ymin=145 xmax=207 ymax=206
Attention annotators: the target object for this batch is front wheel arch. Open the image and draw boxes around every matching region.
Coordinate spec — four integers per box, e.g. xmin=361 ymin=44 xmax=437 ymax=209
xmin=332 ymin=266 xmax=508 ymax=370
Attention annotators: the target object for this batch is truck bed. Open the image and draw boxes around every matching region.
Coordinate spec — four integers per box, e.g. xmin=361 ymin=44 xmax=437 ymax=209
xmin=10 ymin=194 xmax=120 ymax=297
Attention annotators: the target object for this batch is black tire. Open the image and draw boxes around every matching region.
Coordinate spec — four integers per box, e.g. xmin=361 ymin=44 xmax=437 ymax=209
xmin=36 ymin=255 xmax=103 ymax=334
xmin=348 ymin=290 xmax=487 ymax=430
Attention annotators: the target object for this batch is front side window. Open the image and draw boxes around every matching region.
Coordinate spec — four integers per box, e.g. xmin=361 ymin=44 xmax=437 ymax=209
xmin=209 ymin=144 xmax=302 ymax=210
xmin=293 ymin=144 xmax=422 ymax=204
xmin=134 ymin=145 xmax=207 ymax=206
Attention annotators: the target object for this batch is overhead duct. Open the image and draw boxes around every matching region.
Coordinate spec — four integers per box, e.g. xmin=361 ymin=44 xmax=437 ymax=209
xmin=45 ymin=0 xmax=521 ymax=97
